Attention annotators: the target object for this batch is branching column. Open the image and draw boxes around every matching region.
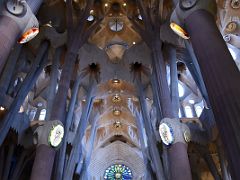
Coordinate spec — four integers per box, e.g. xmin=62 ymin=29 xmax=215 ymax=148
xmin=131 ymin=62 xmax=166 ymax=180
xmin=173 ymin=1 xmax=240 ymax=179
xmin=0 ymin=0 xmax=42 ymax=73
xmin=55 ymin=73 xmax=85 ymax=180
xmin=79 ymin=114 xmax=98 ymax=179
xmin=168 ymin=45 xmax=180 ymax=118
xmin=0 ymin=41 xmax=49 ymax=145
xmin=64 ymin=77 xmax=96 ymax=179
xmin=134 ymin=109 xmax=154 ymax=179
xmin=0 ymin=44 xmax=22 ymax=96
xmin=45 ymin=47 xmax=62 ymax=121
xmin=130 ymin=1 xmax=192 ymax=179
xmin=30 ymin=1 xmax=102 ymax=179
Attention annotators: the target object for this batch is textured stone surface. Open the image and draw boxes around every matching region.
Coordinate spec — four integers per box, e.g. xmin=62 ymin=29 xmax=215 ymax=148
xmin=89 ymin=141 xmax=145 ymax=179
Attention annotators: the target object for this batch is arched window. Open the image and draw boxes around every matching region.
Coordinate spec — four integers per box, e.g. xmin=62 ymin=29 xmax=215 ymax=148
xmin=39 ymin=109 xmax=46 ymax=121
xmin=178 ymin=83 xmax=184 ymax=97
xmin=178 ymin=109 xmax=182 ymax=118
xmin=195 ymin=105 xmax=203 ymax=117
xmin=104 ymin=164 xmax=133 ymax=180
xmin=109 ymin=19 xmax=124 ymax=32
xmin=87 ymin=15 xmax=95 ymax=22
xmin=29 ymin=109 xmax=37 ymax=121
xmin=184 ymin=106 xmax=193 ymax=118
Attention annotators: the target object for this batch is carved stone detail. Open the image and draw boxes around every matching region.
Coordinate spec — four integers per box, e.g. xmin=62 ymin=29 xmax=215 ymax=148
xmin=33 ymin=120 xmax=64 ymax=148
xmin=160 ymin=118 xmax=191 ymax=145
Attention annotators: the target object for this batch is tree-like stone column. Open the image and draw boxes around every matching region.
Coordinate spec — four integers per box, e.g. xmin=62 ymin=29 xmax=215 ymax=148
xmin=31 ymin=120 xmax=64 ymax=180
xmin=30 ymin=1 xmax=102 ymax=179
xmin=129 ymin=1 xmax=193 ymax=179
xmin=0 ymin=0 xmax=41 ymax=73
xmin=172 ymin=1 xmax=240 ymax=179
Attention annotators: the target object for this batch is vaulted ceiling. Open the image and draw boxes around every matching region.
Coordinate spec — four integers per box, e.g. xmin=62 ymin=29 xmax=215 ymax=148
xmin=11 ymin=0 xmax=240 ymax=179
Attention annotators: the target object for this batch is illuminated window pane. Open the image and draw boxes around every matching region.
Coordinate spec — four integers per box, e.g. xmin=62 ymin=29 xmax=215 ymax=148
xmin=178 ymin=83 xmax=184 ymax=97
xmin=39 ymin=109 xmax=46 ymax=121
xmin=195 ymin=105 xmax=203 ymax=117
xmin=87 ymin=15 xmax=94 ymax=22
xmin=109 ymin=20 xmax=124 ymax=32
xmin=184 ymin=106 xmax=193 ymax=118
xmin=229 ymin=47 xmax=237 ymax=60
xmin=138 ymin=14 xmax=142 ymax=20
xmin=104 ymin=164 xmax=133 ymax=180
xmin=29 ymin=109 xmax=37 ymax=121
xmin=178 ymin=109 xmax=182 ymax=118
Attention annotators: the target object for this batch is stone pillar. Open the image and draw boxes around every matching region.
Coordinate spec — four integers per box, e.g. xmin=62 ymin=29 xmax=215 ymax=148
xmin=0 ymin=44 xmax=21 ymax=95
xmin=55 ymin=74 xmax=83 ymax=180
xmin=217 ymin=139 xmax=232 ymax=180
xmin=46 ymin=47 xmax=62 ymax=121
xmin=179 ymin=103 xmax=185 ymax=117
xmin=30 ymin=1 xmax=97 ymax=178
xmin=172 ymin=1 xmax=240 ymax=179
xmin=31 ymin=51 xmax=78 ymax=180
xmin=189 ymin=104 xmax=197 ymax=118
xmin=64 ymin=77 xmax=96 ymax=179
xmin=0 ymin=41 xmax=49 ymax=145
xmin=34 ymin=107 xmax=44 ymax=120
xmin=0 ymin=0 xmax=40 ymax=73
xmin=79 ymin=115 xmax=98 ymax=179
xmin=136 ymin=77 xmax=166 ymax=180
xmin=31 ymin=144 xmax=55 ymax=180
xmin=168 ymin=45 xmax=180 ymax=118
xmin=184 ymin=41 xmax=210 ymax=106
xmin=2 ymin=143 xmax=14 ymax=180
xmin=134 ymin=109 xmax=153 ymax=179
xmin=151 ymin=45 xmax=192 ymax=179
xmin=0 ymin=147 xmax=4 ymax=178
xmin=26 ymin=0 xmax=43 ymax=14
xmin=159 ymin=118 xmax=192 ymax=180
xmin=31 ymin=120 xmax=64 ymax=180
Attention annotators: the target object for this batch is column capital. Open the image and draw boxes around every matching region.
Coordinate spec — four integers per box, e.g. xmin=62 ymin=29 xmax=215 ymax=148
xmin=172 ymin=0 xmax=217 ymax=25
xmin=159 ymin=118 xmax=191 ymax=145
xmin=33 ymin=120 xmax=64 ymax=149
xmin=0 ymin=0 xmax=39 ymax=42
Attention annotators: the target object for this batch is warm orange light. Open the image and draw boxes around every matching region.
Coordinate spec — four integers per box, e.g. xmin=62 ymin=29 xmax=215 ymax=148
xmin=0 ymin=106 xmax=5 ymax=111
xmin=113 ymin=109 xmax=121 ymax=116
xmin=170 ymin=22 xmax=190 ymax=40
xmin=112 ymin=78 xmax=120 ymax=84
xmin=18 ymin=27 xmax=39 ymax=44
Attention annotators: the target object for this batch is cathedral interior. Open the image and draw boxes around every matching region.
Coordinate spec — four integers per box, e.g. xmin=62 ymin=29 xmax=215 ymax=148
xmin=0 ymin=0 xmax=240 ymax=179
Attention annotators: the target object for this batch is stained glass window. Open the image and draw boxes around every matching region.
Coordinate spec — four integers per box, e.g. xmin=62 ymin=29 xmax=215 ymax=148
xmin=104 ymin=164 xmax=133 ymax=180
xmin=185 ymin=106 xmax=193 ymax=118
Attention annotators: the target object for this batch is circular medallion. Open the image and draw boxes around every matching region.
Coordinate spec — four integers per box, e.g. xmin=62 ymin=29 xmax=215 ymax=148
xmin=183 ymin=130 xmax=191 ymax=143
xmin=104 ymin=164 xmax=132 ymax=180
xmin=223 ymin=34 xmax=231 ymax=42
xmin=180 ymin=0 xmax=198 ymax=10
xmin=170 ymin=23 xmax=190 ymax=39
xmin=18 ymin=27 xmax=39 ymax=44
xmin=6 ymin=1 xmax=27 ymax=16
xmin=48 ymin=124 xmax=64 ymax=148
xmin=159 ymin=123 xmax=174 ymax=145
xmin=225 ymin=22 xmax=237 ymax=33
xmin=231 ymin=0 xmax=240 ymax=9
